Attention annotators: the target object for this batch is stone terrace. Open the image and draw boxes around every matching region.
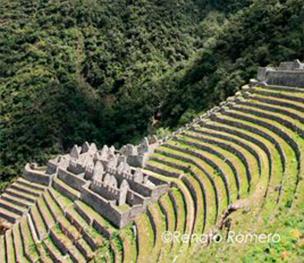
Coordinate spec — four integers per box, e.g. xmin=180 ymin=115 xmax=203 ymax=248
xmin=0 ymin=60 xmax=304 ymax=262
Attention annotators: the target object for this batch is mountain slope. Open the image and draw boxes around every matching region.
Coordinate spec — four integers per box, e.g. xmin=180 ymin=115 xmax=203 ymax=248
xmin=1 ymin=0 xmax=304 ymax=189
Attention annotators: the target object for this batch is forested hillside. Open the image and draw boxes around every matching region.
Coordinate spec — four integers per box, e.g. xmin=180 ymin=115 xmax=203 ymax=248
xmin=1 ymin=0 xmax=304 ymax=188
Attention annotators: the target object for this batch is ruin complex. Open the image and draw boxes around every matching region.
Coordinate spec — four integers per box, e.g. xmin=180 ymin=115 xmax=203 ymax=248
xmin=22 ymin=137 xmax=168 ymax=228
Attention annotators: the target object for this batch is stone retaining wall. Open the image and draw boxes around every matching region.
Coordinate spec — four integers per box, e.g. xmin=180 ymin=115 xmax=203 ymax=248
xmin=211 ymin=113 xmax=286 ymax=173
xmin=23 ymin=163 xmax=51 ymax=186
xmin=265 ymin=70 xmax=304 ymax=87
xmin=179 ymin=136 xmax=246 ymax=192
xmin=163 ymin=143 xmax=219 ymax=214
xmin=194 ymin=126 xmax=262 ymax=176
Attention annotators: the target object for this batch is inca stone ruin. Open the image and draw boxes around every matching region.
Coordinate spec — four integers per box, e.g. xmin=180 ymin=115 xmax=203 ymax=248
xmin=22 ymin=137 xmax=169 ymax=229
xmin=255 ymin=59 xmax=304 ymax=87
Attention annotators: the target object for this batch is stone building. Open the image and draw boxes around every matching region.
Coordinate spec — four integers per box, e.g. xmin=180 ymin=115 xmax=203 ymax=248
xmin=119 ymin=136 xmax=159 ymax=167
xmin=256 ymin=59 xmax=304 ymax=87
xmin=23 ymin=140 xmax=168 ymax=228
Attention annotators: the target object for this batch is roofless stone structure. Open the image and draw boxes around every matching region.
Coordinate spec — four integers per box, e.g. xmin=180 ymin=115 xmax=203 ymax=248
xmin=255 ymin=59 xmax=304 ymax=87
xmin=23 ymin=137 xmax=169 ymax=228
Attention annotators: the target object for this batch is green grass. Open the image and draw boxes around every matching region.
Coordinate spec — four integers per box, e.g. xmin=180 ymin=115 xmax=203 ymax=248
xmin=119 ymin=225 xmax=137 ymax=263
xmin=5 ymin=230 xmax=16 ymax=263
xmin=135 ymin=214 xmax=154 ymax=262
xmin=217 ymin=112 xmax=285 ymax=206
xmin=158 ymin=142 xmax=228 ymax=217
xmin=185 ymin=129 xmax=254 ymax=195
xmin=155 ymin=145 xmax=219 ymax=228
xmin=178 ymin=135 xmax=240 ymax=201
xmin=232 ymin=105 xmax=299 ymax=214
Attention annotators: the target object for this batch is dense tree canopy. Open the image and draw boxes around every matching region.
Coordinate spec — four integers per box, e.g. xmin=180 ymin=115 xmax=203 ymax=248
xmin=1 ymin=0 xmax=303 ymax=188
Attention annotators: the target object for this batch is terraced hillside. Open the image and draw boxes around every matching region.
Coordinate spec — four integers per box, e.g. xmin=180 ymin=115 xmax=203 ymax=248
xmin=1 ymin=64 xmax=304 ymax=262
xmin=144 ymin=83 xmax=304 ymax=261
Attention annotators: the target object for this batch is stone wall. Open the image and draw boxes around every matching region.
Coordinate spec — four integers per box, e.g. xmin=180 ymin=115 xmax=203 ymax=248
xmin=126 ymin=190 xmax=146 ymax=206
xmin=149 ymin=184 xmax=170 ymax=201
xmin=89 ymin=182 xmax=119 ymax=204
xmin=81 ymin=186 xmax=122 ymax=227
xmin=23 ymin=163 xmax=51 ymax=186
xmin=126 ymin=155 xmax=145 ymax=167
xmin=127 ymin=180 xmax=153 ymax=197
xmin=80 ymin=186 xmax=146 ymax=228
xmin=128 ymin=204 xmax=146 ymax=219
xmin=57 ymin=168 xmax=87 ymax=191
xmin=120 ymin=136 xmax=159 ymax=167
xmin=256 ymin=60 xmax=304 ymax=88
xmin=265 ymin=70 xmax=304 ymax=87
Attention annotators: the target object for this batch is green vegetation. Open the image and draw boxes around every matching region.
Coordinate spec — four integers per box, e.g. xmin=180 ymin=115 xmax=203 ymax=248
xmin=1 ymin=0 xmax=303 ymax=186
xmin=0 ymin=0 xmax=215 ymax=183
xmin=1 ymin=1 xmax=304 ymax=260
xmin=193 ymin=188 xmax=304 ymax=262
xmin=0 ymin=0 xmax=300 ymax=177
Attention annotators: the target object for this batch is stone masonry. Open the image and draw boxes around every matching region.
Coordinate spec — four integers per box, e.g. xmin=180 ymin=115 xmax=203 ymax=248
xmin=23 ymin=138 xmax=169 ymax=228
xmin=255 ymin=59 xmax=304 ymax=87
